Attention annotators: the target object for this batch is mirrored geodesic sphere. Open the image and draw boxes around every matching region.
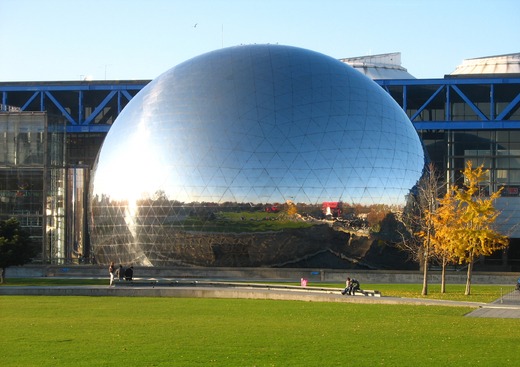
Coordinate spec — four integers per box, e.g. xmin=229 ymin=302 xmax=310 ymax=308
xmin=89 ymin=44 xmax=425 ymax=268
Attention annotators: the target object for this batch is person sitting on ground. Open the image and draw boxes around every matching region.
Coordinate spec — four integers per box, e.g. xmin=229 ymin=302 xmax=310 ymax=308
xmin=349 ymin=278 xmax=361 ymax=295
xmin=341 ymin=277 xmax=351 ymax=295
xmin=124 ymin=266 xmax=134 ymax=281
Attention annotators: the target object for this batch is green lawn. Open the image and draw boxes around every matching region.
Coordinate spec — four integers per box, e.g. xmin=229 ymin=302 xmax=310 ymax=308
xmin=182 ymin=211 xmax=313 ymax=232
xmin=1 ymin=295 xmax=519 ymax=366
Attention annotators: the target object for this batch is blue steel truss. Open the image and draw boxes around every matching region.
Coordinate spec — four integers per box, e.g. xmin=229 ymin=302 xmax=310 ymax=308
xmin=0 ymin=81 xmax=148 ymax=133
xmin=1 ymin=77 xmax=520 ymax=133
xmin=378 ymin=77 xmax=520 ymax=130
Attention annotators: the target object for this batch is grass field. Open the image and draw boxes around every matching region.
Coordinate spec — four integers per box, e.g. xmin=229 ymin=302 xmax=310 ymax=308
xmin=182 ymin=211 xmax=313 ymax=232
xmin=1 ymin=281 xmax=520 ymax=366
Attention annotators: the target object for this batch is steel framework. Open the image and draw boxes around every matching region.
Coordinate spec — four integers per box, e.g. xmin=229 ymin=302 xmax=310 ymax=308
xmin=1 ymin=77 xmax=520 ymax=132
xmin=0 ymin=81 xmax=148 ymax=133
xmin=379 ymin=77 xmax=520 ymax=130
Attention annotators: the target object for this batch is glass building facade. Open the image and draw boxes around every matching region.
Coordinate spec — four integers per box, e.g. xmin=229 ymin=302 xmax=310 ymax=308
xmin=89 ymin=45 xmax=426 ymax=267
xmin=0 ymin=112 xmax=66 ymax=263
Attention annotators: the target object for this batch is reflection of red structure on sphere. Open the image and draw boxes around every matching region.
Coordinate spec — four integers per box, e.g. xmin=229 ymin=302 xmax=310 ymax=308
xmin=265 ymin=204 xmax=280 ymax=213
xmin=322 ymin=202 xmax=342 ymax=217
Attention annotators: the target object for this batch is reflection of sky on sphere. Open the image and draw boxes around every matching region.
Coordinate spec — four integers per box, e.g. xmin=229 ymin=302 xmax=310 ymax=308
xmin=92 ymin=44 xmax=425 ymax=207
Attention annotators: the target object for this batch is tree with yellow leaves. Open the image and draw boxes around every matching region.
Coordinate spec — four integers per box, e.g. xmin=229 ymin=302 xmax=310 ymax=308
xmin=285 ymin=200 xmax=298 ymax=216
xmin=429 ymin=189 xmax=461 ymax=293
xmin=431 ymin=162 xmax=509 ymax=295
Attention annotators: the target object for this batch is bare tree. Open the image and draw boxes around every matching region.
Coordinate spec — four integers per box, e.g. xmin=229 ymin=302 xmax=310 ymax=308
xmin=398 ymin=163 xmax=443 ymax=296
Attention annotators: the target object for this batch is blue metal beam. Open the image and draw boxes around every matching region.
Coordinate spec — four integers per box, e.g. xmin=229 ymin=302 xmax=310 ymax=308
xmin=44 ymin=91 xmax=76 ymax=125
xmin=78 ymin=91 xmax=84 ymax=124
xmin=450 ymin=85 xmax=488 ymax=121
xmin=83 ymin=91 xmax=117 ymax=125
xmin=0 ymin=83 xmax=147 ymax=92
xmin=445 ymin=84 xmax=450 ymax=121
xmin=20 ymin=91 xmax=40 ymax=111
xmin=402 ymin=85 xmax=407 ymax=112
xmin=491 ymin=84 xmax=496 ymax=120
xmin=2 ymin=78 xmax=519 ymax=133
xmin=410 ymin=85 xmax=444 ymax=121
xmin=413 ymin=120 xmax=520 ymax=130
xmin=377 ymin=77 xmax=520 ymax=86
xmin=496 ymin=92 xmax=520 ymax=121
xmin=121 ymin=90 xmax=134 ymax=102
xmin=66 ymin=125 xmax=111 ymax=133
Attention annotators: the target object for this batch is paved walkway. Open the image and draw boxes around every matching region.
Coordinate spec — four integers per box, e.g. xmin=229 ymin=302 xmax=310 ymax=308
xmin=1 ymin=282 xmax=519 ymax=318
xmin=465 ymin=290 xmax=520 ymax=318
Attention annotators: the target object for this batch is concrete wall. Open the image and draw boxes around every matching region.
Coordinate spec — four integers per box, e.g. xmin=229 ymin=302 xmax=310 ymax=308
xmin=6 ymin=265 xmax=520 ymax=285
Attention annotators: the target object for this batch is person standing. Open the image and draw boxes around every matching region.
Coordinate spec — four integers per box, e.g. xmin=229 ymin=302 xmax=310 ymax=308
xmin=109 ymin=262 xmax=115 ymax=286
xmin=115 ymin=264 xmax=124 ymax=282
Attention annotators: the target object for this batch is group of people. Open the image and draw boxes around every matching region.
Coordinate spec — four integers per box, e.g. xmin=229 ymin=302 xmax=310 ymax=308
xmin=341 ymin=277 xmax=360 ymax=296
xmin=108 ymin=262 xmax=134 ymax=286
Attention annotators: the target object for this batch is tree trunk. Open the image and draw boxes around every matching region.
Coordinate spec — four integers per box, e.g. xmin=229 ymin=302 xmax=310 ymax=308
xmin=0 ymin=267 xmax=5 ymax=284
xmin=465 ymin=258 xmax=473 ymax=296
xmin=421 ymin=246 xmax=429 ymax=296
xmin=441 ymin=256 xmax=446 ymax=293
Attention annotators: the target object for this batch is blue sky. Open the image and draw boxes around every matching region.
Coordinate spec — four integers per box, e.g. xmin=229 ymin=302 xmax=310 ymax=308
xmin=1 ymin=0 xmax=518 ymax=81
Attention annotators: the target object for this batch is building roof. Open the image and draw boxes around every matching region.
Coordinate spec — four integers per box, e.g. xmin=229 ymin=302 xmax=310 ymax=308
xmin=339 ymin=52 xmax=415 ymax=80
xmin=449 ymin=53 xmax=520 ymax=76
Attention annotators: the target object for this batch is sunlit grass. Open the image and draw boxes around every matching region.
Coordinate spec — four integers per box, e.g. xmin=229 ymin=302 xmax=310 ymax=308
xmin=180 ymin=211 xmax=313 ymax=232
xmin=1 ymin=296 xmax=519 ymax=367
